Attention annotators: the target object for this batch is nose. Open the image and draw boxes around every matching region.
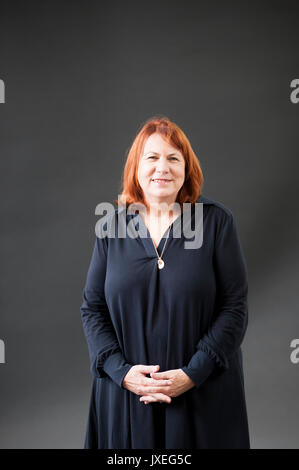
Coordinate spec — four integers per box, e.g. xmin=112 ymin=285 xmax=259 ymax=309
xmin=155 ymin=156 xmax=171 ymax=174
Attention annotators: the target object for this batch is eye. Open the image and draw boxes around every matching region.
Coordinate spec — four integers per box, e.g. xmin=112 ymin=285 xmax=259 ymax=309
xmin=148 ymin=156 xmax=157 ymax=159
xmin=169 ymin=157 xmax=179 ymax=161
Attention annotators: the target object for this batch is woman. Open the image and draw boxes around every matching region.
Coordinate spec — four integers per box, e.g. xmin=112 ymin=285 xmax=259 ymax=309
xmin=80 ymin=116 xmax=250 ymax=449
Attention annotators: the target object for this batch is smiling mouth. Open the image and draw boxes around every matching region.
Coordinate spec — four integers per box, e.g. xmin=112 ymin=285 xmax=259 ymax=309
xmin=152 ymin=178 xmax=172 ymax=182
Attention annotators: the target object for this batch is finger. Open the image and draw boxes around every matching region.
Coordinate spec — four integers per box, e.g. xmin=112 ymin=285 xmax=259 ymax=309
xmin=140 ymin=386 xmax=171 ymax=394
xmin=143 ymin=378 xmax=171 ymax=386
xmin=139 ymin=365 xmax=160 ymax=373
xmin=140 ymin=393 xmax=171 ymax=404
xmin=150 ymin=371 xmax=170 ymax=379
xmin=140 ymin=395 xmax=154 ymax=403
xmin=140 ymin=395 xmax=160 ymax=403
xmin=150 ymin=393 xmax=172 ymax=403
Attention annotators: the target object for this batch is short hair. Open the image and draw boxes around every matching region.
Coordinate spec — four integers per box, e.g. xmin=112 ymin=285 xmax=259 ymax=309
xmin=114 ymin=115 xmax=204 ymax=211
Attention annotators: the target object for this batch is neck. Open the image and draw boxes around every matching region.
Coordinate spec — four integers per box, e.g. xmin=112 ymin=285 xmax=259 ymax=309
xmin=145 ymin=201 xmax=181 ymax=220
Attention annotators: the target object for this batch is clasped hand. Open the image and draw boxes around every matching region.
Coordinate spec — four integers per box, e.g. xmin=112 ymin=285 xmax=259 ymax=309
xmin=122 ymin=364 xmax=195 ymax=405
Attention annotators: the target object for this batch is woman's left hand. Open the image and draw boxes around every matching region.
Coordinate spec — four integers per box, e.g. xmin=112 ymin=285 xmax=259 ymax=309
xmin=139 ymin=368 xmax=195 ymax=404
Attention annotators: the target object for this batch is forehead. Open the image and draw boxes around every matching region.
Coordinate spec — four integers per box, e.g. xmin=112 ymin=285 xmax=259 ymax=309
xmin=143 ymin=133 xmax=179 ymax=153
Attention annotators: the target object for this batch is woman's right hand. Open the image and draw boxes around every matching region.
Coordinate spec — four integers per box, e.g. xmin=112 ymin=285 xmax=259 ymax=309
xmin=122 ymin=364 xmax=172 ymax=404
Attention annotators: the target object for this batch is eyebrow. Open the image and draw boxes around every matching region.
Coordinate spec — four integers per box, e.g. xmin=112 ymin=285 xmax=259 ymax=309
xmin=144 ymin=151 xmax=180 ymax=157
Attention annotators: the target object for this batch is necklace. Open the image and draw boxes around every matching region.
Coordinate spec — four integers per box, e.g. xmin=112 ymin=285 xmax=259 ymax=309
xmin=151 ymin=224 xmax=172 ymax=270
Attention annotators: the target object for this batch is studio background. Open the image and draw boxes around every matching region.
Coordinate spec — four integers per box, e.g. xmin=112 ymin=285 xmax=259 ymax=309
xmin=0 ymin=0 xmax=298 ymax=448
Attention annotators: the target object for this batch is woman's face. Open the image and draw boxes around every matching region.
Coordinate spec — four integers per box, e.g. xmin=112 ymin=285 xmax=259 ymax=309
xmin=137 ymin=133 xmax=185 ymax=208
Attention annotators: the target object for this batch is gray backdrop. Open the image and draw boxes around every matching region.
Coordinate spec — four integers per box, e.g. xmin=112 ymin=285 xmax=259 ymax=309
xmin=0 ymin=0 xmax=299 ymax=449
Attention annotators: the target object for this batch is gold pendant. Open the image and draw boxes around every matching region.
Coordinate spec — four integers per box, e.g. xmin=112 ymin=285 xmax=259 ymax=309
xmin=157 ymin=259 xmax=165 ymax=269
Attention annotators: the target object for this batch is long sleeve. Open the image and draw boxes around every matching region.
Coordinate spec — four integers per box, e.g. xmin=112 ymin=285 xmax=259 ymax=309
xmin=181 ymin=209 xmax=249 ymax=388
xmin=80 ymin=235 xmax=133 ymax=388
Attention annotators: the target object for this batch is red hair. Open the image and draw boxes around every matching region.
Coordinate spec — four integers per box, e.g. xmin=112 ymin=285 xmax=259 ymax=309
xmin=114 ymin=115 xmax=204 ymax=211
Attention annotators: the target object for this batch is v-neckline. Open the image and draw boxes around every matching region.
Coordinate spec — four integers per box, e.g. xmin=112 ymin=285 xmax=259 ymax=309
xmin=136 ymin=211 xmax=184 ymax=259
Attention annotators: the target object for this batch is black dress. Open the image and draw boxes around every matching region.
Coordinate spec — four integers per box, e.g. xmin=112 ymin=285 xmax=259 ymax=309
xmin=80 ymin=194 xmax=250 ymax=449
